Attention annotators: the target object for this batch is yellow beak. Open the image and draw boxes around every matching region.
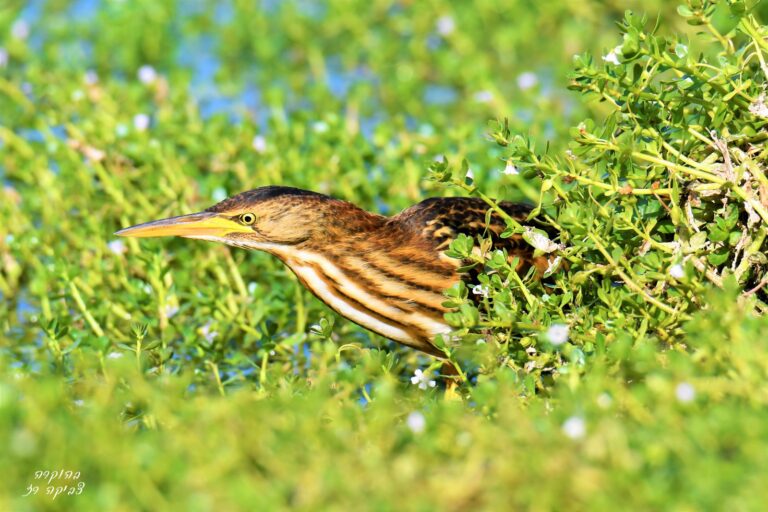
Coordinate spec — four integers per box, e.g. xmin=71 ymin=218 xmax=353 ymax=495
xmin=115 ymin=212 xmax=252 ymax=239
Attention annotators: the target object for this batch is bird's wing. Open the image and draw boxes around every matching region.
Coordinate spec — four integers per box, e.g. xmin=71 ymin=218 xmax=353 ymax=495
xmin=394 ymin=196 xmax=552 ymax=275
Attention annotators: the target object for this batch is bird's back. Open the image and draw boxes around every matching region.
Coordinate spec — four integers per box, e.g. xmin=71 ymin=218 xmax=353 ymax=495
xmin=393 ymin=196 xmax=549 ymax=275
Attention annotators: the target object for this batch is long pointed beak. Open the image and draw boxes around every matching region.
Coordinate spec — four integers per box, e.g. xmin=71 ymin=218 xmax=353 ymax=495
xmin=115 ymin=212 xmax=250 ymax=239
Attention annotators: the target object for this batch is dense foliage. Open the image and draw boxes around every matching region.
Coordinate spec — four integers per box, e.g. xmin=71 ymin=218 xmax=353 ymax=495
xmin=1 ymin=1 xmax=767 ymax=510
xmin=434 ymin=1 xmax=768 ymax=390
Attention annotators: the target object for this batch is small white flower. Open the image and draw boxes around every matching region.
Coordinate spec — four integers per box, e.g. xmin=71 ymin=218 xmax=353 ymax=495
xmin=212 ymin=187 xmax=228 ymax=202
xmin=11 ymin=20 xmax=30 ymax=40
xmin=596 ymin=393 xmax=612 ymax=409
xmin=436 ymin=15 xmax=455 ymax=36
xmin=669 ymin=264 xmax=685 ymax=279
xmin=247 ymin=282 xmax=258 ymax=295
xmin=107 ymin=240 xmax=127 ymax=255
xmin=517 ymin=71 xmax=538 ymax=91
xmin=82 ymin=145 xmax=105 ymax=162
xmin=472 ymin=284 xmax=489 ymax=298
xmin=115 ymin=123 xmax=129 ymax=137
xmin=675 ymin=43 xmax=688 ymax=59
xmin=164 ymin=304 xmax=179 ymax=319
xmin=562 ymin=416 xmax=586 ymax=439
xmin=749 ymin=94 xmax=768 ymax=118
xmin=406 ymin=411 xmax=426 ymax=434
xmin=473 ymin=90 xmax=493 ymax=103
xmin=544 ymin=255 xmax=562 ymax=277
xmin=410 ymin=369 xmax=436 ymax=390
xmin=84 ymin=70 xmax=99 ymax=85
xmin=465 ymin=168 xmax=475 ymax=181
xmin=523 ymin=227 xmax=560 ymax=253
xmin=675 ymin=382 xmax=695 ymax=403
xmin=602 ymin=46 xmax=622 ymax=65
xmin=433 ymin=154 xmax=445 ymax=163
xmin=546 ymin=323 xmax=569 ymax=345
xmin=201 ymin=322 xmax=219 ymax=343
xmin=0 ymin=48 xmax=8 ymax=68
xmin=312 ymin=121 xmax=329 ymax=133
xmin=71 ymin=89 xmax=84 ymax=101
xmin=133 ymin=113 xmax=150 ymax=131
xmin=73 ymin=399 xmax=84 ymax=407
xmin=503 ymin=161 xmax=519 ymax=175
xmin=252 ymin=135 xmax=267 ymax=153
xmin=107 ymin=351 xmax=123 ymax=360
xmin=138 ymin=65 xmax=157 ymax=84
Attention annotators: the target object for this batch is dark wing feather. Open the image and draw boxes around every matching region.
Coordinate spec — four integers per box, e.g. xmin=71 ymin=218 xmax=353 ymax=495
xmin=395 ymin=196 xmax=552 ymax=275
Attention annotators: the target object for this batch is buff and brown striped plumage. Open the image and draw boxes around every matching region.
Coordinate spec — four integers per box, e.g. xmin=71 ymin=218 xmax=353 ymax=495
xmin=118 ymin=186 xmax=551 ymax=356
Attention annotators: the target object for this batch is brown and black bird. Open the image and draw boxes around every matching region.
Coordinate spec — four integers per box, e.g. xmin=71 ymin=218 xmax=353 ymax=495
xmin=116 ymin=186 xmax=552 ymax=357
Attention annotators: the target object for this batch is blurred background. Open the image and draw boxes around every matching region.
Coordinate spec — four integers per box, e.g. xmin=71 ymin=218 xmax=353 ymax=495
xmin=2 ymin=2 xmax=766 ymax=511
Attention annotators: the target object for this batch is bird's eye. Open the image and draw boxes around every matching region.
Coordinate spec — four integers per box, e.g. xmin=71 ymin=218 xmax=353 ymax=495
xmin=239 ymin=213 xmax=256 ymax=225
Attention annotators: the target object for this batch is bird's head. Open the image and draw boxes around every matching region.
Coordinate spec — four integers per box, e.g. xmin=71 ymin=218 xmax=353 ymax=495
xmin=116 ymin=186 xmax=332 ymax=251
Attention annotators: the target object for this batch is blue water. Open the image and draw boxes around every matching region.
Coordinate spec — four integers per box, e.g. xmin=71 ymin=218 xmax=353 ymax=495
xmin=69 ymin=0 xmax=101 ymax=21
xmin=213 ymin=2 xmax=234 ymax=24
xmin=424 ymin=84 xmax=458 ymax=105
xmin=4 ymin=0 xmax=466 ymax=146
xmin=15 ymin=292 xmax=37 ymax=326
xmin=358 ymin=383 xmax=372 ymax=407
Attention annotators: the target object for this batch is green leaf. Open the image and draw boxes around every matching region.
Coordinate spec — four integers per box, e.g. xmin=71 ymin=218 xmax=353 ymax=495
xmin=707 ymin=249 xmax=730 ymax=266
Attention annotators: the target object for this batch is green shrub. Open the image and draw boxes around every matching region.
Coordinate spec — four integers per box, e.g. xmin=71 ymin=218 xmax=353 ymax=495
xmin=433 ymin=0 xmax=768 ymax=391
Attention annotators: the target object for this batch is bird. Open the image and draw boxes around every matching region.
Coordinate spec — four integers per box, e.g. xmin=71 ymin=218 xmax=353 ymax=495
xmin=116 ymin=186 xmax=555 ymax=359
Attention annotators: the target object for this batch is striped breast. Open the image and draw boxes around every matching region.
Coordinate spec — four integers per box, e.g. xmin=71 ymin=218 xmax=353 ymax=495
xmin=278 ymin=247 xmax=457 ymax=356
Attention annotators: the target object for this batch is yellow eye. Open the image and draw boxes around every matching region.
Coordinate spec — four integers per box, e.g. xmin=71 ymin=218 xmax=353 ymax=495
xmin=239 ymin=213 xmax=256 ymax=225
